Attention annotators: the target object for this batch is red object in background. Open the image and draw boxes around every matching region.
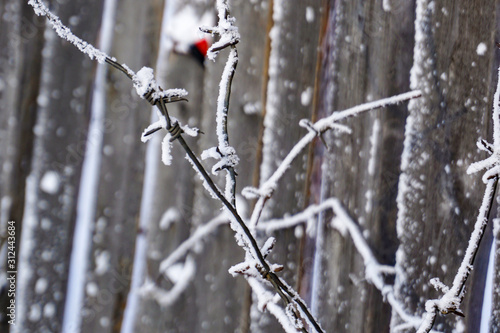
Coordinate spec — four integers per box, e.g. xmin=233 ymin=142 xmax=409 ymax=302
xmin=194 ymin=39 xmax=209 ymax=57
xmin=189 ymin=38 xmax=210 ymax=67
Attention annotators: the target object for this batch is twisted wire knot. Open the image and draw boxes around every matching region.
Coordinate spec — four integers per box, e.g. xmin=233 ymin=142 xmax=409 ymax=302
xmin=168 ymin=122 xmax=183 ymax=142
xmin=143 ymin=88 xmax=159 ymax=105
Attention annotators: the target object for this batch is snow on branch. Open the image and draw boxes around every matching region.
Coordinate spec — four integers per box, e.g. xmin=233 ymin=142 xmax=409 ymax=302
xmin=159 ymin=213 xmax=228 ymax=274
xmin=467 ymin=65 xmax=500 ymax=182
xmin=256 ymin=197 xmax=425 ymax=330
xmin=140 ymin=214 xmax=228 ymax=308
xmin=140 ymin=255 xmax=196 ymax=307
xmin=330 ymin=200 xmax=432 ymax=330
xmin=415 ymin=57 xmax=500 ymax=333
xmin=200 ymin=47 xmax=239 ymax=202
xmin=416 ymin=149 xmax=499 ymax=332
xmin=28 ymin=0 xmax=109 ymax=64
xmin=257 ymin=198 xmax=340 ymax=235
xmin=200 ymin=0 xmax=240 ymax=60
xmin=247 ymin=277 xmax=301 ymax=333
xmin=27 ymin=0 xmax=200 ymax=155
xmin=243 ymin=90 xmax=421 ymax=227
xmin=199 ymin=0 xmax=240 ymax=204
xmin=27 ymin=1 xmax=323 ymax=331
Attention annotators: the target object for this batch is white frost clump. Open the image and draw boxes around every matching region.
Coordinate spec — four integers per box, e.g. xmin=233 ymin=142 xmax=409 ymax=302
xmin=95 ymin=251 xmax=110 ymax=275
xmin=301 ymin=87 xmax=313 ymax=106
xmin=476 ymin=42 xmax=487 ymax=56
xmin=159 ymin=207 xmax=181 ymax=230
xmin=305 ymin=7 xmax=315 ymax=23
xmin=161 ymin=133 xmax=173 ymax=166
xmin=201 ymin=0 xmax=240 ymax=61
xmin=133 ymin=66 xmax=188 ymax=102
xmin=40 ymin=171 xmax=60 ymax=194
xmin=134 ymin=67 xmax=157 ymax=97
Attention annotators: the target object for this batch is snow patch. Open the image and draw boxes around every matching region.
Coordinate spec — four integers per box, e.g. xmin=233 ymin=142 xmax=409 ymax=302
xmin=95 ymin=251 xmax=110 ymax=275
xmin=35 ymin=278 xmax=48 ymax=294
xmin=43 ymin=303 xmax=56 ymax=318
xmin=476 ymin=42 xmax=487 ymax=56
xmin=40 ymin=171 xmax=60 ymax=194
xmin=159 ymin=207 xmax=181 ymax=230
xmin=383 ymin=0 xmax=392 ymax=11
xmin=161 ymin=133 xmax=173 ymax=165
xmin=301 ymin=87 xmax=313 ymax=106
xmin=305 ymin=7 xmax=315 ymax=23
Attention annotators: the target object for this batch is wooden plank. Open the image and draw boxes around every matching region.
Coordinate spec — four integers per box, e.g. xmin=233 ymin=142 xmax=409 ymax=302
xmin=80 ymin=1 xmax=165 ymax=332
xmin=393 ymin=0 xmax=496 ymax=331
xmin=249 ymin=0 xmax=324 ymax=331
xmin=130 ymin=1 xmax=212 ymax=332
xmin=187 ymin=0 xmax=271 ymax=331
xmin=0 ymin=2 xmax=45 ymax=332
xmin=311 ymin=1 xmax=415 ymax=331
xmin=14 ymin=1 xmax=104 ymax=331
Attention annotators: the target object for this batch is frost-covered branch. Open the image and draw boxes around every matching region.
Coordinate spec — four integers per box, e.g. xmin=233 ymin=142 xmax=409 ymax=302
xmin=138 ymin=213 xmax=228 ymax=307
xmin=28 ymin=2 xmax=324 ymax=331
xmin=30 ymin=1 xmax=427 ymax=332
xmin=257 ymin=198 xmax=426 ymax=330
xmin=159 ymin=213 xmax=228 ymax=274
xmin=28 ymin=0 xmax=109 ymax=63
xmin=200 ymin=0 xmax=240 ymax=205
xmin=200 ymin=0 xmax=240 ymax=60
xmin=243 ymin=90 xmax=422 ymax=227
xmin=247 ymin=277 xmax=301 ymax=333
xmin=416 ymin=63 xmax=500 ymax=332
xmin=140 ymin=255 xmax=196 ymax=307
xmin=415 ymin=178 xmax=497 ymax=332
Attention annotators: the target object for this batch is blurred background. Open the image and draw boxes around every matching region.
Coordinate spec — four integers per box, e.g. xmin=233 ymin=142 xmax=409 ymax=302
xmin=0 ymin=0 xmax=500 ymax=332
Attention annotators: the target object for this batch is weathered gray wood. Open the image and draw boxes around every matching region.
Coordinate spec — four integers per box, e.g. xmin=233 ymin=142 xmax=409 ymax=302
xmin=311 ymin=1 xmax=415 ymax=332
xmin=131 ymin=52 xmax=205 ymax=333
xmin=5 ymin=1 xmax=500 ymax=332
xmin=249 ymin=0 xmax=323 ymax=331
xmin=490 ymin=10 xmax=500 ymax=331
xmin=0 ymin=1 xmax=45 ymax=332
xmin=392 ymin=0 xmax=496 ymax=332
xmin=493 ymin=223 xmax=500 ymax=332
xmin=186 ymin=0 xmax=271 ymax=331
xmin=13 ymin=1 xmax=104 ymax=332
xmin=79 ymin=1 xmax=164 ymax=332
xmin=130 ymin=1 xmax=211 ymax=331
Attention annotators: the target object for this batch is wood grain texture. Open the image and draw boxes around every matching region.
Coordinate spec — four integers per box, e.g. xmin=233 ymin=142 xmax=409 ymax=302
xmin=393 ymin=0 xmax=496 ymax=331
xmin=311 ymin=1 xmax=415 ymax=332
xmin=13 ymin=1 xmax=104 ymax=331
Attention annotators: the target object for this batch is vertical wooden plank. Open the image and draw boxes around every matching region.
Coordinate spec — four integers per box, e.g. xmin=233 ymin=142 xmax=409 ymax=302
xmin=249 ymin=0 xmax=323 ymax=331
xmin=493 ymin=222 xmax=500 ymax=332
xmin=0 ymin=1 xmax=44 ymax=331
xmin=80 ymin=1 xmax=164 ymax=332
xmin=130 ymin=48 xmax=205 ymax=333
xmin=393 ymin=0 xmax=496 ymax=331
xmin=311 ymin=1 xmax=415 ymax=332
xmin=130 ymin=2 xmax=211 ymax=332
xmin=188 ymin=0 xmax=271 ymax=331
xmin=14 ymin=1 xmax=104 ymax=332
